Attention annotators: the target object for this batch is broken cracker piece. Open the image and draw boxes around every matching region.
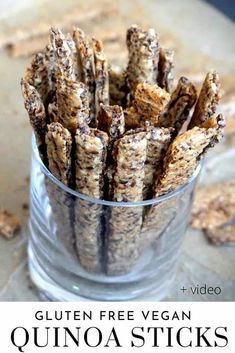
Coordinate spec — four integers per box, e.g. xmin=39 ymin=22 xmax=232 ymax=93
xmin=189 ymin=70 xmax=221 ymax=128
xmin=74 ymin=128 xmax=109 ymax=272
xmin=24 ymin=52 xmax=49 ymax=104
xmin=21 ymin=79 xmax=47 ymax=151
xmin=153 ymin=114 xmax=225 ymax=197
xmin=144 ymin=126 xmax=173 ymax=199
xmin=56 ymin=77 xmax=90 ymax=133
xmin=0 ymin=209 xmax=21 ymax=239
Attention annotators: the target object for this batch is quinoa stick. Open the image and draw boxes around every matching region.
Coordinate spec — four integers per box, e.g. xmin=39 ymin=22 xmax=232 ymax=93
xmin=93 ymin=38 xmax=109 ymax=119
xmin=73 ymin=28 xmax=96 ymax=122
xmin=126 ymin=25 xmax=159 ymax=98
xmin=74 ymin=128 xmax=108 ymax=272
xmin=21 ymin=79 xmax=47 ymax=157
xmin=45 ymin=122 xmax=75 ymax=255
xmin=189 ymin=70 xmax=221 ymax=128
xmin=133 ymin=83 xmax=170 ymax=119
xmin=143 ymin=114 xmax=225 ymax=239
xmin=107 ymin=131 xmax=147 ymax=275
xmin=158 ymin=76 xmax=197 ymax=134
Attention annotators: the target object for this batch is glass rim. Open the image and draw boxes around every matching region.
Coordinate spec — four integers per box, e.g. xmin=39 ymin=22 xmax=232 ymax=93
xmin=32 ymin=134 xmax=202 ymax=207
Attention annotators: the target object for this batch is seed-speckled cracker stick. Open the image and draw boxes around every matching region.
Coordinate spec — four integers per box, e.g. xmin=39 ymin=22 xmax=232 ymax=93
xmin=109 ymin=66 xmax=127 ymax=106
xmin=97 ymin=104 xmax=125 ymax=200
xmin=74 ymin=128 xmax=108 ymax=272
xmin=66 ymin=32 xmax=81 ymax=81
xmin=21 ymin=79 xmax=46 ymax=153
xmin=56 ymin=77 xmax=89 ymax=133
xmin=126 ymin=25 xmax=159 ymax=97
xmin=24 ymin=52 xmax=49 ymax=104
xmin=143 ymin=126 xmax=173 ymax=199
xmin=46 ymin=122 xmax=72 ymax=184
xmin=107 ymin=131 xmax=147 ymax=275
xmin=45 ymin=122 xmax=75 ymax=255
xmin=93 ymin=38 xmax=109 ymax=117
xmin=73 ymin=28 xmax=96 ymax=122
xmin=142 ymin=114 xmax=225 ymax=240
xmin=154 ymin=114 xmax=225 ymax=197
xmin=189 ymin=70 xmax=221 ymax=128
xmin=50 ymin=27 xmax=76 ymax=81
xmin=157 ymin=48 xmax=174 ymax=93
xmin=47 ymin=95 xmax=58 ymax=123
xmin=97 ymin=104 xmax=125 ymax=144
xmin=158 ymin=76 xmax=197 ymax=134
xmin=205 ymin=224 xmax=235 ymax=245
xmin=133 ymin=83 xmax=170 ymax=119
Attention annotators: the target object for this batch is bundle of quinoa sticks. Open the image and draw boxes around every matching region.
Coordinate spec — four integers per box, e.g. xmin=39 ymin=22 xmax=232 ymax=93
xmin=21 ymin=25 xmax=225 ymax=275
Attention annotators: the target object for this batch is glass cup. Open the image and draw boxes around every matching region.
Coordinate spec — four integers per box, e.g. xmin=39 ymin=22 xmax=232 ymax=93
xmin=28 ymin=136 xmax=201 ymax=301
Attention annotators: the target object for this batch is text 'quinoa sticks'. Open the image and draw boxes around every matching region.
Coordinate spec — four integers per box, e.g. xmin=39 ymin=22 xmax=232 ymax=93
xmin=21 ymin=24 xmax=225 ymax=276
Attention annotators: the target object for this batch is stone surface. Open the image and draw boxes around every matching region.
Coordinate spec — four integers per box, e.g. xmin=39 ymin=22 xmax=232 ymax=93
xmin=0 ymin=0 xmax=235 ymax=301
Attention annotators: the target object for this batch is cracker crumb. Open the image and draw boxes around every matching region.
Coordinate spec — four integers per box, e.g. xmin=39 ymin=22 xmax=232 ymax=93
xmin=0 ymin=209 xmax=21 ymax=239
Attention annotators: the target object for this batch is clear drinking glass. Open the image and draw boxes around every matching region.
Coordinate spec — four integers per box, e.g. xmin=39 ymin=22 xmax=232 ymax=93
xmin=28 ymin=136 xmax=201 ymax=301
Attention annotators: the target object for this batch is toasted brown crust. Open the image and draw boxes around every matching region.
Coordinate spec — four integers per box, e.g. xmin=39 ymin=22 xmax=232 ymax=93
xmin=97 ymin=104 xmax=125 ymax=143
xmin=113 ymin=131 xmax=147 ymax=201
xmin=133 ymin=82 xmax=170 ymax=119
xmin=73 ymin=28 xmax=96 ymax=122
xmin=46 ymin=122 xmax=72 ymax=185
xmin=190 ymin=179 xmax=235 ymax=230
xmin=153 ymin=114 xmax=225 ymax=197
xmin=124 ymin=106 xmax=146 ymax=130
xmin=143 ymin=126 xmax=173 ymax=199
xmin=56 ymin=77 xmax=89 ymax=133
xmin=189 ymin=70 xmax=221 ymax=128
xmin=0 ymin=209 xmax=21 ymax=239
xmin=157 ymin=48 xmax=174 ymax=93
xmin=205 ymin=225 xmax=235 ymax=245
xmin=21 ymin=79 xmax=46 ymax=149
xmin=109 ymin=66 xmax=128 ymax=106
xmin=24 ymin=52 xmax=49 ymax=104
xmin=93 ymin=38 xmax=109 ymax=117
xmin=158 ymin=76 xmax=197 ymax=133
xmin=126 ymin=25 xmax=159 ymax=97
